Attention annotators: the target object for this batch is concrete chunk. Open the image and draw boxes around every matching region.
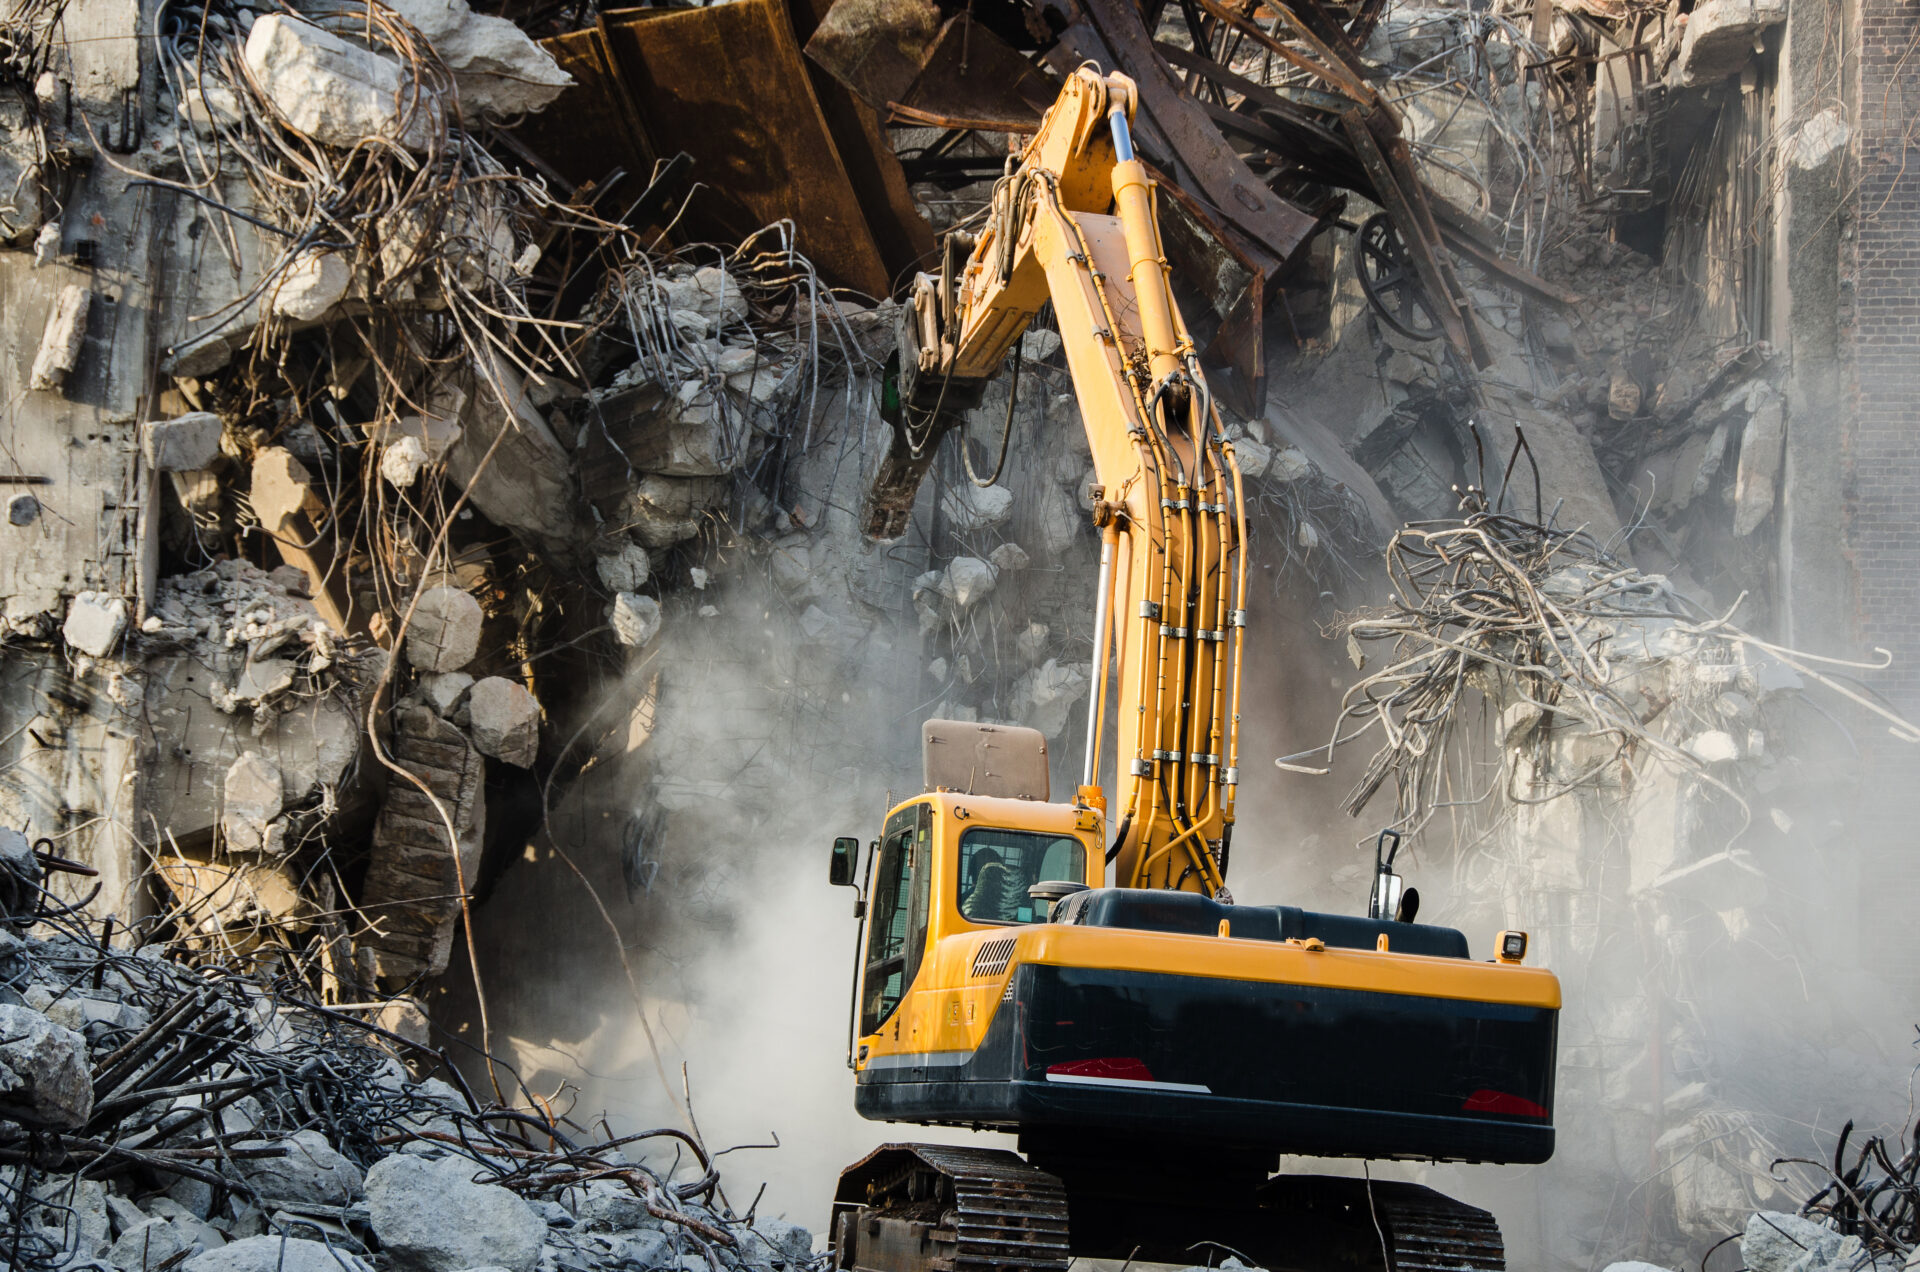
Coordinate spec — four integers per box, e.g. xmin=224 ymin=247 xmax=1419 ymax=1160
xmin=29 ymin=284 xmax=90 ymax=392
xmin=184 ymin=1236 xmax=371 ymax=1272
xmin=236 ymin=1129 xmax=362 ymax=1204
xmin=418 ymin=671 xmax=474 ymax=715
xmin=406 ymin=586 xmax=483 ymax=673
xmin=467 ymin=677 xmax=540 ymax=767
xmin=63 ymin=591 xmax=127 ymax=657
xmin=595 ymin=542 xmax=652 ymax=593
xmin=0 ymin=1004 xmax=93 ymax=1128
xmin=1742 ymin=1212 xmax=1843 ymax=1272
xmin=381 ymin=435 xmax=430 ymax=487
xmin=109 ymin=1218 xmax=200 ymax=1272
xmin=1733 ymin=394 xmax=1786 ymax=537
xmin=1673 ymin=0 xmax=1788 ymax=85
xmin=270 ymin=251 xmax=351 ymax=321
xmin=383 ymin=0 xmax=571 ymax=117
xmin=222 ymin=753 xmax=285 ymax=854
xmin=942 ymin=557 xmax=997 ymax=610
xmin=609 ymin=592 xmax=662 ymax=648
xmin=143 ymin=412 xmax=224 ymax=472
xmin=365 ymin=1153 xmax=544 ymax=1272
xmin=243 ymin=15 xmax=435 ymax=151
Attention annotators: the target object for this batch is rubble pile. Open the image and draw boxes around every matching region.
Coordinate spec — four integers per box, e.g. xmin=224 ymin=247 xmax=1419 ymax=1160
xmin=0 ymin=0 xmax=1907 ymax=1255
xmin=0 ymin=828 xmax=817 ymax=1272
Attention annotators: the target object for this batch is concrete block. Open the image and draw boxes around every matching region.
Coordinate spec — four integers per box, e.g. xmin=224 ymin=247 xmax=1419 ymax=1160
xmin=243 ymin=15 xmax=436 ymax=151
xmin=365 ymin=1152 xmax=544 ymax=1272
xmin=143 ymin=412 xmax=224 ymax=472
xmin=29 ymin=284 xmax=90 ymax=392
xmin=942 ymin=557 xmax=997 ymax=609
xmin=1230 ymin=437 xmax=1272 ymax=477
xmin=109 ymin=1218 xmax=199 ymax=1272
xmin=1013 ymin=658 xmax=1091 ymax=738
xmin=269 ymin=251 xmax=351 ymax=321
xmin=1269 ymin=446 xmax=1313 ymax=482
xmin=384 ymin=0 xmax=571 ymax=116
xmin=610 ymin=592 xmax=662 ymax=648
xmin=1742 ymin=1212 xmax=1842 ymax=1272
xmin=595 ymin=542 xmax=651 ymax=593
xmin=406 ymin=586 xmax=482 ymax=672
xmin=184 ymin=1236 xmax=371 ymax=1272
xmin=63 ymin=591 xmax=127 ymax=657
xmin=940 ymin=481 xmax=1015 ymax=532
xmin=1787 ymin=106 xmax=1850 ymax=171
xmin=988 ymin=542 xmax=1030 ymax=573
xmin=0 ymin=1004 xmax=92 ymax=1128
xmin=1673 ymin=0 xmax=1787 ymax=86
xmin=380 ymin=435 xmax=429 ymax=487
xmin=418 ymin=671 xmax=473 ymax=715
xmin=1733 ymin=395 xmax=1785 ymax=537
xmin=222 ymin=752 xmax=284 ymax=854
xmin=468 ymin=677 xmax=539 ymax=767
xmin=237 ymin=1129 xmax=361 ymax=1204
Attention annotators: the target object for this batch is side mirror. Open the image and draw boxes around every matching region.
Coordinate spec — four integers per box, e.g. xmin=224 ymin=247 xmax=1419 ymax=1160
xmin=829 ymin=836 xmax=859 ymax=888
xmin=1368 ymin=828 xmax=1403 ymax=921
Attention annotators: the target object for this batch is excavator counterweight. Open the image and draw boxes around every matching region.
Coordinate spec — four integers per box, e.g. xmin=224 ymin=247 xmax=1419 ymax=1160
xmin=828 ymin=67 xmax=1559 ymax=1271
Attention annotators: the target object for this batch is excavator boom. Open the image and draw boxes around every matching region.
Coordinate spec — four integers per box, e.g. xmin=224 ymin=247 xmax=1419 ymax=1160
xmin=876 ymin=68 xmax=1245 ymax=895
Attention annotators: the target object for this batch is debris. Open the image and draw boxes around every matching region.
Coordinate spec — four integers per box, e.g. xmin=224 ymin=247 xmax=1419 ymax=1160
xmin=1733 ymin=392 xmax=1787 ymax=536
xmin=610 ymin=593 xmax=663 ymax=648
xmin=142 ymin=413 xmax=224 ymax=473
xmin=380 ymin=435 xmax=431 ymax=488
xmin=419 ymin=671 xmax=475 ymax=716
xmin=0 ymin=1004 xmax=92 ymax=1128
xmin=596 ymin=543 xmax=652 ymax=594
xmin=221 ymin=752 xmax=286 ymax=854
xmin=406 ymin=587 xmax=483 ymax=673
xmin=63 ymin=591 xmax=127 ymax=657
xmin=467 ymin=677 xmax=540 ymax=767
xmin=383 ymin=0 xmax=571 ymax=117
xmin=942 ymin=557 xmax=998 ymax=609
xmin=243 ymin=15 xmax=436 ymax=151
xmin=185 ymin=1237 xmax=372 ymax=1272
xmin=29 ymin=284 xmax=90 ymax=393
xmin=988 ymin=543 xmax=1031 ymax=573
xmin=237 ymin=1129 xmax=363 ymax=1204
xmin=269 ymin=251 xmax=353 ymax=322
xmin=1672 ymin=0 xmax=1789 ymax=86
xmin=366 ymin=1153 xmax=546 ymax=1272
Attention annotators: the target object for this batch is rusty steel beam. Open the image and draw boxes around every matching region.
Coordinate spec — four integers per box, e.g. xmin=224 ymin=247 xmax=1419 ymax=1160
xmin=1080 ymin=0 xmax=1322 ymax=267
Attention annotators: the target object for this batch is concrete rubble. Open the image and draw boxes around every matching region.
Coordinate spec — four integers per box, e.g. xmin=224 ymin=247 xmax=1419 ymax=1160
xmin=0 ymin=863 xmax=816 ymax=1272
xmin=1 ymin=0 xmax=1916 ymax=1260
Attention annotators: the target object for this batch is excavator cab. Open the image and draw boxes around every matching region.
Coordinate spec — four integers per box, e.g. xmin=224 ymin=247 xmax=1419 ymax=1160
xmin=826 ymin=723 xmax=1559 ymax=1268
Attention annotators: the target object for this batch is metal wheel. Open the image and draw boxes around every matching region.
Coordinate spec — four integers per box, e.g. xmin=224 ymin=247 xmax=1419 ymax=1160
xmin=1355 ymin=211 xmax=1441 ymax=342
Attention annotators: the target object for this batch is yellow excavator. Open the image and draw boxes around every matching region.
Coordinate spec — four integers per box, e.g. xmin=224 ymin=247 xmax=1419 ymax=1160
xmin=825 ymin=67 xmax=1559 ymax=1271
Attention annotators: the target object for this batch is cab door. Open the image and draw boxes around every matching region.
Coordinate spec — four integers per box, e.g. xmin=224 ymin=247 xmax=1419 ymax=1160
xmin=859 ymin=803 xmax=933 ymax=1039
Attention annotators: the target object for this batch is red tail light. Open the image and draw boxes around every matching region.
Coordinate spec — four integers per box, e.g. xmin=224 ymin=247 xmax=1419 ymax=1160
xmin=1462 ymin=1088 xmax=1549 ymax=1119
xmin=1047 ymin=1057 xmax=1155 ymax=1082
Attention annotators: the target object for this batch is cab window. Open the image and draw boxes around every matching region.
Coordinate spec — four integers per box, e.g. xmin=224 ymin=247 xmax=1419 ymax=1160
xmin=860 ymin=806 xmax=931 ymax=1035
xmin=957 ymin=828 xmax=1085 ymax=924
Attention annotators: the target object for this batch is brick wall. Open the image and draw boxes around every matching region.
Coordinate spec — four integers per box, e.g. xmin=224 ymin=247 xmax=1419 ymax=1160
xmin=1846 ymin=0 xmax=1920 ymax=927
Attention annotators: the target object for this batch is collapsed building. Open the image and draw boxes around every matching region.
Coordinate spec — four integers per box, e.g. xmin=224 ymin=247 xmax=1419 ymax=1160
xmin=0 ymin=0 xmax=1917 ymax=1265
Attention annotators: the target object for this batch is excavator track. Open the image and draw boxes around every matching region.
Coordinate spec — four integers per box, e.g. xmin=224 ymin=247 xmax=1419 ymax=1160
xmin=833 ymin=1144 xmax=1071 ymax=1272
xmin=1369 ymin=1182 xmax=1506 ymax=1272
xmin=836 ymin=1146 xmax=1506 ymax=1272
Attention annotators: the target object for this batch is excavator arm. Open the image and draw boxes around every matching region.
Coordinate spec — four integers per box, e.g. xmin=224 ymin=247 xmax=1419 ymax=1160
xmin=870 ymin=68 xmax=1250 ymax=896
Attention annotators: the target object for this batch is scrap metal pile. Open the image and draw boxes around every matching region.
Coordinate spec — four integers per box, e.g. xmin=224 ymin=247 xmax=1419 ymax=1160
xmin=0 ymin=827 xmax=814 ymax=1272
xmin=1323 ymin=477 xmax=1918 ymax=841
